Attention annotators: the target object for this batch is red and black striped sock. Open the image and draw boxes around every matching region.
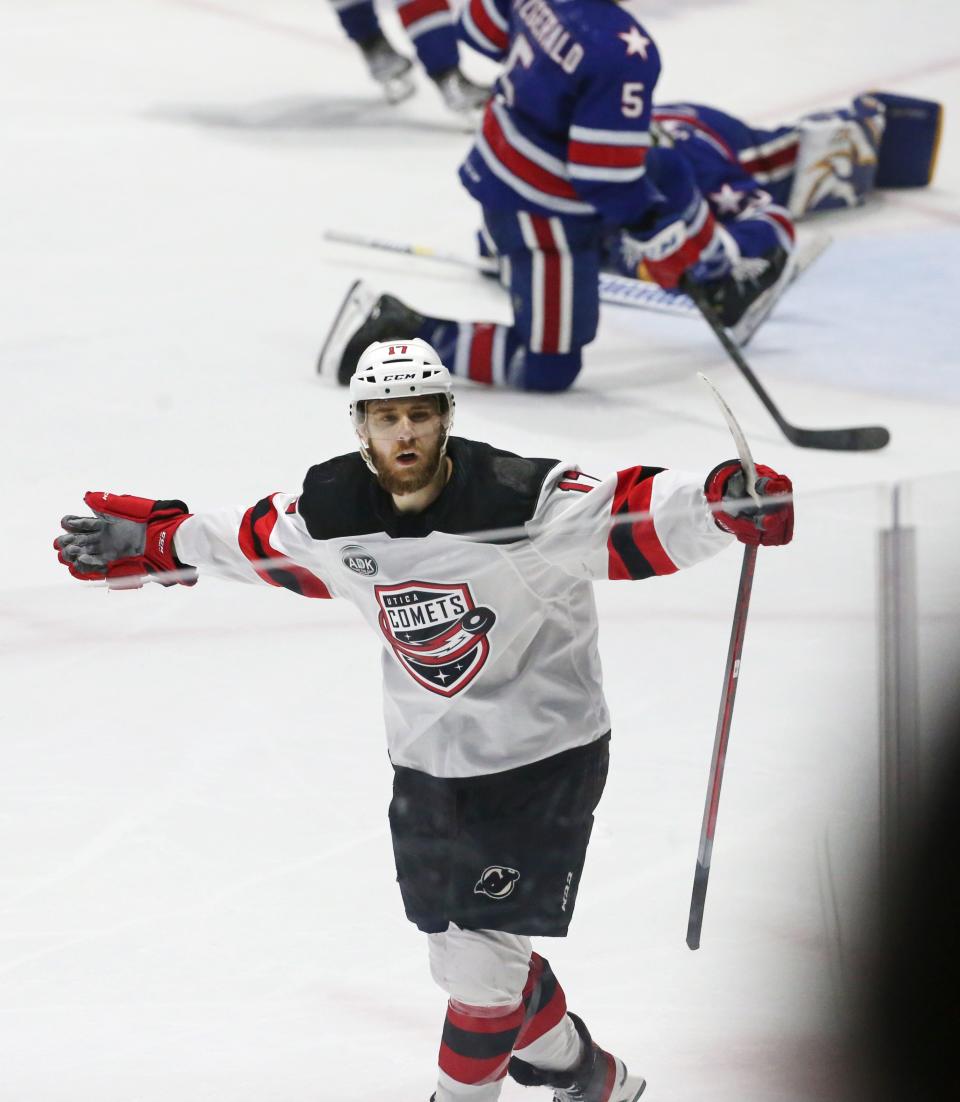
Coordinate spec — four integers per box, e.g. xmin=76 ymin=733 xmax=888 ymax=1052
xmin=515 ymin=952 xmax=569 ymax=1051
xmin=437 ymin=998 xmax=525 ymax=1098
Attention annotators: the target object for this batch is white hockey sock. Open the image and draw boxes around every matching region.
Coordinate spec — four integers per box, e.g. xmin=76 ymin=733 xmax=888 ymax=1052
xmin=514 ymin=1010 xmax=583 ymax=1071
xmin=434 ymin=1067 xmax=507 ymax=1102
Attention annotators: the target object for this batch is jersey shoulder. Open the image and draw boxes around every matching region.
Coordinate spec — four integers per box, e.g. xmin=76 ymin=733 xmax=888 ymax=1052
xmin=298 ymin=451 xmax=382 ymax=541
xmin=562 ymin=0 xmax=659 ymax=72
xmin=441 ymin=438 xmax=559 ymax=539
xmin=296 ymin=440 xmax=559 ymax=543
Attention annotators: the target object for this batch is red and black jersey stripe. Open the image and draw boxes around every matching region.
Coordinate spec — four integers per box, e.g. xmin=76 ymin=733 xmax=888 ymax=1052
xmin=607 ymin=466 xmax=678 ymax=580
xmin=515 ymin=952 xmax=568 ymax=1050
xmin=439 ymin=1001 xmax=524 ymax=1085
xmin=238 ymin=496 xmax=332 ymax=598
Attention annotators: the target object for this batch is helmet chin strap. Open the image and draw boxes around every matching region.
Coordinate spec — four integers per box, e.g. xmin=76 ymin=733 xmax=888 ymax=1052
xmin=358 ymin=434 xmax=378 ymax=476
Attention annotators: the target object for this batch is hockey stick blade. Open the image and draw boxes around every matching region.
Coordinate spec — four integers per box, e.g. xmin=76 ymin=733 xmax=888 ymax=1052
xmin=697 ymin=372 xmax=760 ymax=499
xmin=686 ymin=862 xmax=709 ymax=950
xmin=784 ymin=423 xmax=890 ymax=451
xmin=683 ymin=278 xmax=890 ymax=451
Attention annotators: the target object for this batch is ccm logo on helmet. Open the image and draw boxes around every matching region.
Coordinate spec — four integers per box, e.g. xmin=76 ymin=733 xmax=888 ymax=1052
xmin=382 ymin=373 xmax=417 ymax=381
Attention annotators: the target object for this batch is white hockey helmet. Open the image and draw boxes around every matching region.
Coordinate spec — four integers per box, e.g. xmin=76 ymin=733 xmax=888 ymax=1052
xmin=348 ymin=338 xmax=455 ymax=471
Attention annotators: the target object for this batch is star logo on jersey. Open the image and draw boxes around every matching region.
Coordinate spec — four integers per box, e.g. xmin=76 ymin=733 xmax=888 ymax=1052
xmin=710 ymin=182 xmax=746 ymax=215
xmin=375 ymin=581 xmax=497 ymax=697
xmin=618 ymin=26 xmax=651 ymax=59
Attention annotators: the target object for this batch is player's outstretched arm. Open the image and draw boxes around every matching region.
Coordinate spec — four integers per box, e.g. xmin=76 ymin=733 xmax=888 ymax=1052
xmin=55 ymin=490 xmax=337 ymax=597
xmin=528 ymin=459 xmax=792 ymax=582
xmin=55 ymin=491 xmax=196 ymax=589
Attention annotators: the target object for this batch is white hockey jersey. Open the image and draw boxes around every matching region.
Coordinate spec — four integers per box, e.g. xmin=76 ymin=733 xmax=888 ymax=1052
xmin=174 ymin=438 xmax=731 ymax=778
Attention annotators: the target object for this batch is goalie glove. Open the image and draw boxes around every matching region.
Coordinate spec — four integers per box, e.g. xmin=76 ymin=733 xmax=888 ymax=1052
xmin=705 ymin=461 xmax=794 ymax=547
xmin=55 ymin=492 xmax=196 ymax=588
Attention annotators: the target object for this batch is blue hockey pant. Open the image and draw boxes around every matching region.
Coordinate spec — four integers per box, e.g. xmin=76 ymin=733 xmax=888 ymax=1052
xmin=329 ymin=0 xmax=458 ymax=76
xmin=417 ymin=208 xmax=605 ymax=393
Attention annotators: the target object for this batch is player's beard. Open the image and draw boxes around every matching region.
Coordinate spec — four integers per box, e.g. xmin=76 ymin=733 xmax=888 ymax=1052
xmin=370 ymin=433 xmax=446 ymax=497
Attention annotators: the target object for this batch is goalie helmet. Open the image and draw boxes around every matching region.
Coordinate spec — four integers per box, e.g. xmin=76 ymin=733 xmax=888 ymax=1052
xmin=348 ymin=338 xmax=455 ymax=473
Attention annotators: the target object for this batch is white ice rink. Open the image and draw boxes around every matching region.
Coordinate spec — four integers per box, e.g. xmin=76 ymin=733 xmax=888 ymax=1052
xmin=2 ymin=1 xmax=959 ymax=1099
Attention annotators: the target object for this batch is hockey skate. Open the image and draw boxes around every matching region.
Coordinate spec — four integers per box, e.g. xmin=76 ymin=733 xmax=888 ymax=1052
xmin=694 ymin=244 xmax=796 ymax=346
xmin=317 ymin=280 xmax=427 ymax=384
xmin=358 ymin=34 xmax=416 ymax=104
xmin=508 ymin=1013 xmax=646 ymax=1102
xmin=431 ymin=66 xmax=490 ymax=120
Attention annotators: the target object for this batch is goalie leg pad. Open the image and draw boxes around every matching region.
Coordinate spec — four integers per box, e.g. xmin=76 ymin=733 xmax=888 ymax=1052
xmin=870 ymin=91 xmax=943 ymax=187
xmin=787 ymin=97 xmax=884 ymax=217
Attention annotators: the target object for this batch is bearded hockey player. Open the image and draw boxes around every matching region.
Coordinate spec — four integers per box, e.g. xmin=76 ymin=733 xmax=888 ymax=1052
xmin=329 ymin=0 xmax=489 ymax=113
xmin=54 ymin=339 xmax=794 ymax=1101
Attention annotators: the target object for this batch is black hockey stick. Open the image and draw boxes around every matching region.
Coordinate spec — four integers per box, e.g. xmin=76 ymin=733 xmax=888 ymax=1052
xmin=682 ymin=278 xmax=890 ymax=452
xmin=687 ymin=374 xmax=763 ymax=949
xmin=687 ymin=541 xmax=757 ymax=950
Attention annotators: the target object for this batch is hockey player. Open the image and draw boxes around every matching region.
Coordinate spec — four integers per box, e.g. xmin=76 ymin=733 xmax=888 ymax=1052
xmin=54 ymin=339 xmax=794 ymax=1102
xmin=318 ymin=0 xmax=942 ymax=393
xmin=329 ymin=0 xmax=489 ymax=113
xmin=319 ymin=0 xmax=798 ymax=391
xmin=600 ymin=90 xmax=943 ymax=280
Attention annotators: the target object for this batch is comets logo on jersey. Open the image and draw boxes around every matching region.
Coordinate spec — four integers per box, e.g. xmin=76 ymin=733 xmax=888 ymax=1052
xmin=375 ymin=581 xmax=497 ymax=697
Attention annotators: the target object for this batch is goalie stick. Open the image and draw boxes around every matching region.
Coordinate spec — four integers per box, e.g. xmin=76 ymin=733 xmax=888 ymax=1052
xmin=686 ymin=373 xmax=762 ymax=951
xmin=321 ymin=228 xmax=831 ymax=341
xmin=682 ymin=278 xmax=890 ymax=451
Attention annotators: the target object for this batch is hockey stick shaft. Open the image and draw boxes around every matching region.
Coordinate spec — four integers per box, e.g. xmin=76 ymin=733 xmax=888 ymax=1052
xmin=682 ymin=278 xmax=890 ymax=452
xmin=324 ymin=229 xmax=700 ymax=318
xmin=687 ymin=541 xmax=758 ymax=950
xmin=324 ymin=229 xmax=499 ymax=274
xmin=325 ymin=229 xmax=831 ymax=326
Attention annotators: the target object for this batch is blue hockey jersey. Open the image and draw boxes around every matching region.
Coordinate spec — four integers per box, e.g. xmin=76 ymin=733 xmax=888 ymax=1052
xmin=653 ymin=103 xmax=799 ymax=207
xmin=459 ymin=0 xmax=662 ymax=224
xmin=650 ymin=102 xmax=797 ymax=252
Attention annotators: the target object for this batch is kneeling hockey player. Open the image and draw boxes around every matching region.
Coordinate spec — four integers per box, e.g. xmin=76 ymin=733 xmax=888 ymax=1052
xmin=319 ymin=0 xmax=940 ymax=393
xmin=55 ymin=339 xmax=794 ymax=1101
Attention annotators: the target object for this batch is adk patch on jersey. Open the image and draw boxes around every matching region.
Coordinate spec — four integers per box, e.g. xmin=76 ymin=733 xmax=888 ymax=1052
xmin=375 ymin=581 xmax=496 ymax=697
xmin=340 ymin=544 xmax=378 ymax=577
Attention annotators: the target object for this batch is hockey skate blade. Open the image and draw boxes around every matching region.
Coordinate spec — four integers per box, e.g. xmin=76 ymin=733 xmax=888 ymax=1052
xmin=618 ymin=1075 xmax=646 ymax=1101
xmin=316 ymin=279 xmax=377 ymax=382
xmin=383 ymin=72 xmax=416 ymax=105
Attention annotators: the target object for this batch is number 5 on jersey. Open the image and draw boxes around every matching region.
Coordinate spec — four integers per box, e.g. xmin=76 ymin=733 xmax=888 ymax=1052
xmin=501 ymin=34 xmax=535 ymax=107
xmin=621 ymin=82 xmax=645 ymax=118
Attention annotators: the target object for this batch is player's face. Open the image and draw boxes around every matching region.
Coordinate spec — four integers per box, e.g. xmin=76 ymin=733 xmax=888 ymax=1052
xmin=363 ymin=397 xmax=446 ymax=495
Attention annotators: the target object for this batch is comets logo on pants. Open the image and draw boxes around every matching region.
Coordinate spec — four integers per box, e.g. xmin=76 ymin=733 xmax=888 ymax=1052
xmin=474 ymin=866 xmax=520 ymax=900
xmin=375 ymin=581 xmax=496 ymax=697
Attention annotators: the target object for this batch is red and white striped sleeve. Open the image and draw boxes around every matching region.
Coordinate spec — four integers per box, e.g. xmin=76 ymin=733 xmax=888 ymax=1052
xmin=528 ymin=463 xmax=731 ymax=581
xmin=173 ymin=493 xmax=336 ymax=598
xmin=396 ymin=0 xmax=456 ymax=44
xmin=460 ymin=0 xmax=509 ymax=58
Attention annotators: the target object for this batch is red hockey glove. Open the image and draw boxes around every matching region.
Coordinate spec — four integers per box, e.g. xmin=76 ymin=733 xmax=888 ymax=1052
xmin=704 ymin=461 xmax=794 ymax=547
xmin=621 ymin=209 xmax=733 ymax=290
xmin=54 ymin=491 xmax=196 ymax=589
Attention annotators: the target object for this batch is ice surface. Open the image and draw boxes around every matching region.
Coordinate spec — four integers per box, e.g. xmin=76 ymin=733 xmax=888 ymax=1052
xmin=2 ymin=1 xmax=959 ymax=1099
